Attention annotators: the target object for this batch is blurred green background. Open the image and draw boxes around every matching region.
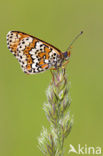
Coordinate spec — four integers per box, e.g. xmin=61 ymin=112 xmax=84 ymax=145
xmin=0 ymin=0 xmax=103 ymax=156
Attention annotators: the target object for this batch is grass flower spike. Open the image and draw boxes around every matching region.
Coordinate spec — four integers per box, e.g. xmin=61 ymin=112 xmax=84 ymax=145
xmin=38 ymin=68 xmax=73 ymax=156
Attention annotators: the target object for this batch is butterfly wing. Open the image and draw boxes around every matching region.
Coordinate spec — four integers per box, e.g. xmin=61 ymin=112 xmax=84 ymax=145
xmin=6 ymin=31 xmax=62 ymax=74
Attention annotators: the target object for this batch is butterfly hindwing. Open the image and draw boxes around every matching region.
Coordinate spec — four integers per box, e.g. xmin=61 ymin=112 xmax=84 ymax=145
xmin=6 ymin=31 xmax=62 ymax=74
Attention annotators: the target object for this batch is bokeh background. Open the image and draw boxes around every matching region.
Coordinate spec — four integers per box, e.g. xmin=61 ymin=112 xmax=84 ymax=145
xmin=0 ymin=0 xmax=103 ymax=156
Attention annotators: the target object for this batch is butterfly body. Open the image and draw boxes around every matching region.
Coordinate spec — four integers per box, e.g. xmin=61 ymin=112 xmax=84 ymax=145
xmin=6 ymin=31 xmax=70 ymax=74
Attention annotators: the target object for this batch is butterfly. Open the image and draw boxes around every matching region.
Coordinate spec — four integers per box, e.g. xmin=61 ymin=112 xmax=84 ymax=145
xmin=6 ymin=31 xmax=83 ymax=74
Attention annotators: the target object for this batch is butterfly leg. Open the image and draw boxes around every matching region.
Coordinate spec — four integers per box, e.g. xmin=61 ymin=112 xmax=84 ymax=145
xmin=50 ymin=68 xmax=56 ymax=70
xmin=50 ymin=61 xmax=58 ymax=70
xmin=50 ymin=70 xmax=55 ymax=82
xmin=62 ymin=60 xmax=69 ymax=68
xmin=50 ymin=62 xmax=58 ymax=81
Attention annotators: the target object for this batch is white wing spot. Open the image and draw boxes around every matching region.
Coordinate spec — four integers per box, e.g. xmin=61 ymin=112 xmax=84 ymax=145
xmin=45 ymin=59 xmax=49 ymax=63
xmin=36 ymin=41 xmax=43 ymax=50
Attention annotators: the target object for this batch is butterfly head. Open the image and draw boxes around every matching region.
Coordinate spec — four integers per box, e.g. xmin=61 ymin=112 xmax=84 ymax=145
xmin=63 ymin=51 xmax=71 ymax=60
xmin=62 ymin=31 xmax=83 ymax=61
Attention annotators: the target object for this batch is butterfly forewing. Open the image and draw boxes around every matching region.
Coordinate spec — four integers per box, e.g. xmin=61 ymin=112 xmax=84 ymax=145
xmin=6 ymin=31 xmax=62 ymax=74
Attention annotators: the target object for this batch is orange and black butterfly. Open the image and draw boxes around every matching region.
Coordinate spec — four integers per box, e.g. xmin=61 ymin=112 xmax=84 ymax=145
xmin=6 ymin=31 xmax=83 ymax=74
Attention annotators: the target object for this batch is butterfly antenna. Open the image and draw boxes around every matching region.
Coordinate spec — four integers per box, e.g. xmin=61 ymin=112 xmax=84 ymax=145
xmin=67 ymin=31 xmax=83 ymax=51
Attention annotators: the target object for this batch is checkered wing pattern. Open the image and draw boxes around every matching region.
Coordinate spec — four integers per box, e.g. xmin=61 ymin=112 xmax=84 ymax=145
xmin=6 ymin=31 xmax=62 ymax=74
